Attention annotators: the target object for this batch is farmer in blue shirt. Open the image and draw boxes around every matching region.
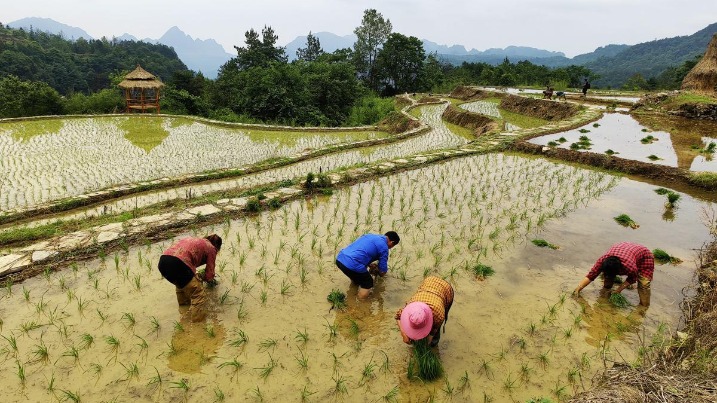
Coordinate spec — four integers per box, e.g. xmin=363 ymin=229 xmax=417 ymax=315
xmin=336 ymin=231 xmax=400 ymax=299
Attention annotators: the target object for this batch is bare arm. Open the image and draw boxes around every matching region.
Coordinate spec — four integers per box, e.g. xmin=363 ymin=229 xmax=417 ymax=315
xmin=573 ymin=277 xmax=592 ymax=295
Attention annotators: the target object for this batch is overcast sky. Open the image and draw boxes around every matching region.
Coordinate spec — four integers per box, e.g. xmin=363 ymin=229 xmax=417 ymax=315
xmin=4 ymin=0 xmax=716 ymax=58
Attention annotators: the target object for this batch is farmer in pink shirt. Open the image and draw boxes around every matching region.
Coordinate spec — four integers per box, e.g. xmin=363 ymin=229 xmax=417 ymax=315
xmin=158 ymin=234 xmax=222 ymax=321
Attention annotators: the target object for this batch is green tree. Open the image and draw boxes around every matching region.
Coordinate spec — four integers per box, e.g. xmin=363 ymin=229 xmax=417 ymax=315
xmin=622 ymin=73 xmax=649 ymax=90
xmin=375 ymin=33 xmax=425 ymax=94
xmin=296 ymin=32 xmax=324 ymax=62
xmin=230 ymin=26 xmax=287 ymax=71
xmin=0 ymin=75 xmax=64 ymax=118
xmin=353 ymin=9 xmax=392 ymax=90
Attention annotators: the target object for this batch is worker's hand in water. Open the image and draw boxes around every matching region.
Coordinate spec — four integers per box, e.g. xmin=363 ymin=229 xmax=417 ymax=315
xmin=368 ymin=262 xmax=379 ymax=276
xmin=205 ymin=278 xmax=219 ymax=288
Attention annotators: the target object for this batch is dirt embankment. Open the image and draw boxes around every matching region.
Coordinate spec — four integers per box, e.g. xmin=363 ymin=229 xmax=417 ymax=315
xmin=378 ymin=111 xmax=421 ymax=134
xmin=632 ymin=92 xmax=717 ymax=121
xmin=500 ymin=94 xmax=579 ymax=121
xmin=449 ymin=85 xmax=500 ymax=101
xmin=442 ymin=104 xmax=500 ymax=136
xmin=510 ymin=142 xmax=717 ymax=191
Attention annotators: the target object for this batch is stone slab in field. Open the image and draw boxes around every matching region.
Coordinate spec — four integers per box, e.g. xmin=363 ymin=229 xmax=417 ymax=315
xmin=32 ymin=250 xmax=58 ymax=262
xmin=0 ymin=254 xmax=32 ymax=276
xmin=186 ymin=205 xmax=221 ymax=217
xmin=96 ymin=231 xmax=122 ymax=244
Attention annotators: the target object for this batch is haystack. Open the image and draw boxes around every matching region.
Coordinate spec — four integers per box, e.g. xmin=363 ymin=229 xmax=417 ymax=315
xmin=681 ymin=33 xmax=717 ymax=93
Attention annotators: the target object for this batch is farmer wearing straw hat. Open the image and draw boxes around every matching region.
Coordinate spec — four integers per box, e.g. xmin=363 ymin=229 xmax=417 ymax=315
xmin=158 ymin=234 xmax=222 ymax=322
xmin=335 ymin=231 xmax=400 ymax=299
xmin=396 ymin=276 xmax=454 ymax=347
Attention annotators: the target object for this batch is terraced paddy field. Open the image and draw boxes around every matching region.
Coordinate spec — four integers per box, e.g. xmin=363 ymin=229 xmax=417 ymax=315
xmin=0 ymin=94 xmax=714 ymax=402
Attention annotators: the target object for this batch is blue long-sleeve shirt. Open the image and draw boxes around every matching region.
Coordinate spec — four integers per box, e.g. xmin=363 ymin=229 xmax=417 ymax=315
xmin=336 ymin=234 xmax=389 ymax=274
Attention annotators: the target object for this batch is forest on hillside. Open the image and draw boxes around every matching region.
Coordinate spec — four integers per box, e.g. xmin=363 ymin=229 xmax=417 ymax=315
xmin=0 ymin=11 xmax=700 ymax=124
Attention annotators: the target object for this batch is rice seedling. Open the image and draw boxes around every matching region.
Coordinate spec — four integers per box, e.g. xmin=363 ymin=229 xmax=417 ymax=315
xmin=89 ymin=362 xmax=103 ymax=378
xmin=214 ymin=387 xmax=225 ymax=402
xmin=294 ymin=328 xmax=309 ymax=344
xmin=295 ymin=349 xmax=309 ymax=370
xmin=324 ymin=319 xmax=338 ymax=341
xmin=502 ymin=373 xmax=517 ymax=393
xmin=22 ymin=286 xmax=30 ymax=302
xmin=170 ymin=378 xmax=190 ymax=392
xmin=526 ymin=322 xmax=537 ymax=336
xmin=647 ymin=154 xmax=661 ymax=161
xmin=149 ymin=316 xmax=160 ymax=336
xmin=250 ymin=386 xmax=263 ymax=402
xmin=332 ymin=373 xmax=348 ymax=395
xmin=359 ymin=360 xmax=377 ymax=385
xmin=259 ymin=289 xmax=268 ymax=305
xmin=608 ymin=292 xmax=630 ymax=308
xmin=105 ymin=335 xmax=121 ymax=355
xmin=531 ymin=239 xmax=559 ymax=249
xmin=218 ymin=358 xmax=243 ymax=375
xmin=121 ymin=361 xmax=140 ymax=381
xmin=2 ymin=334 xmax=18 ymax=358
xmin=31 ymin=341 xmax=50 ymax=364
xmin=299 ymin=385 xmax=316 ymax=402
xmin=256 ymin=355 xmax=277 ymax=379
xmin=568 ymin=367 xmax=580 ymax=384
xmin=111 ymin=308 xmax=133 ymax=326
xmin=581 ymin=352 xmax=591 ymax=368
xmin=327 ymin=289 xmax=347 ymax=311
xmin=147 ymin=366 xmax=163 ymax=391
xmin=520 ymin=362 xmax=532 ymax=381
xmin=574 ymin=314 xmax=583 ymax=327
xmin=563 ymin=327 xmax=573 ymax=339
xmin=258 ymin=338 xmax=277 ymax=352
xmin=280 ymin=279 xmax=293 ymax=296
xmin=19 ymin=320 xmax=42 ymax=335
xmin=96 ymin=309 xmax=108 ymax=325
xmin=552 ymin=382 xmax=568 ymax=399
xmin=640 ymin=135 xmax=656 ymax=144
xmin=79 ymin=333 xmax=94 ymax=350
xmin=59 ymin=389 xmax=80 ymax=402
xmin=135 ymin=335 xmax=149 ymax=355
xmin=613 ymin=214 xmax=639 ymax=229
xmin=537 ymin=351 xmax=550 ymax=369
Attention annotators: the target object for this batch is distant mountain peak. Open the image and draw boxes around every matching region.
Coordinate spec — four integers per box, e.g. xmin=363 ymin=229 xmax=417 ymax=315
xmin=8 ymin=17 xmax=93 ymax=40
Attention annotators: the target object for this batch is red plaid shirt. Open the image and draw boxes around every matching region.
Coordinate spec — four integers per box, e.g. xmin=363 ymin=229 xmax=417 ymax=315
xmin=586 ymin=242 xmax=654 ymax=284
xmin=162 ymin=237 xmax=217 ymax=281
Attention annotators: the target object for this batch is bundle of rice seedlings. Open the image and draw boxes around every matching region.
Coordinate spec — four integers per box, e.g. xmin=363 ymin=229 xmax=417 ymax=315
xmin=652 ymin=249 xmax=683 ymax=265
xmin=327 ymin=289 xmax=347 ymax=311
xmin=408 ymin=339 xmax=443 ymax=381
xmin=609 ymin=293 xmax=630 ymax=308
xmin=614 ymin=214 xmax=639 ymax=229
xmin=531 ymin=239 xmax=559 ymax=249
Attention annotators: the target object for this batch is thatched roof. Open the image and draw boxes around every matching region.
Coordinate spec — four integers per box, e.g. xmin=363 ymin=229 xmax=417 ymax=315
xmin=118 ymin=65 xmax=164 ymax=89
xmin=682 ymin=34 xmax=717 ymax=93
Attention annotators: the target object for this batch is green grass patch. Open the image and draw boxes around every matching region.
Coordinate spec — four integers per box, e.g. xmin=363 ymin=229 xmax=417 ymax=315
xmin=407 ymin=106 xmax=423 ymax=119
xmin=689 ymin=172 xmax=717 ymax=189
xmin=0 ymin=119 xmax=64 ymax=142
xmin=469 ymin=263 xmax=495 ymax=279
xmin=498 ymin=108 xmax=548 ymax=129
xmin=443 ymin=120 xmax=477 ymax=141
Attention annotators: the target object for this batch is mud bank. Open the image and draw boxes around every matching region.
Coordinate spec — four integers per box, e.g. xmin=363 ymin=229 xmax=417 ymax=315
xmin=510 ymin=141 xmax=717 ymax=191
xmin=441 ymin=104 xmax=500 ymax=136
xmin=500 ymin=94 xmax=580 ymax=121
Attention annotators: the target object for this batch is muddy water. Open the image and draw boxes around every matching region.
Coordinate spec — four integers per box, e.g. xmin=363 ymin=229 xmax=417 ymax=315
xmin=529 ymin=113 xmax=717 ymax=172
xmin=0 ymin=154 xmax=712 ymax=402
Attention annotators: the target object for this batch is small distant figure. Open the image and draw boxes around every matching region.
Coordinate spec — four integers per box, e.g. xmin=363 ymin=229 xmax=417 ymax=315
xmin=396 ymin=276 xmax=454 ymax=347
xmin=158 ymin=234 xmax=222 ymax=322
xmin=582 ymin=79 xmax=591 ymax=97
xmin=572 ymin=242 xmax=654 ymax=307
xmin=555 ymin=91 xmax=566 ymax=101
xmin=335 ymin=232 xmax=400 ymax=299
xmin=542 ymin=86 xmax=554 ymax=100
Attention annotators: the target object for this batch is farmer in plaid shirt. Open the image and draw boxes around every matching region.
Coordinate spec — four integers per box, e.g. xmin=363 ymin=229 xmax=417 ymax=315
xmin=573 ymin=242 xmax=654 ymax=306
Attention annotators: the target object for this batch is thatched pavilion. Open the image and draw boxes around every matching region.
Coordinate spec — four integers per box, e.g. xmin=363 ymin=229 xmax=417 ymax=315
xmin=118 ymin=65 xmax=165 ymax=113
xmin=681 ymin=33 xmax=717 ymax=94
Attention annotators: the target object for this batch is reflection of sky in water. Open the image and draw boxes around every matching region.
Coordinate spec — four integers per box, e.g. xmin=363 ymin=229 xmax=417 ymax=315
xmin=691 ymin=136 xmax=717 ymax=171
xmin=529 ymin=113 xmax=717 ymax=172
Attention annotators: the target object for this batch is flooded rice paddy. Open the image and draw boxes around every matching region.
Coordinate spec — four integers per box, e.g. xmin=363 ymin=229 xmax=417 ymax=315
xmin=1 ymin=153 xmax=713 ymax=402
xmin=2 ymin=104 xmax=467 ymax=227
xmin=0 ymin=116 xmax=386 ymax=212
xmin=529 ymin=113 xmax=717 ymax=171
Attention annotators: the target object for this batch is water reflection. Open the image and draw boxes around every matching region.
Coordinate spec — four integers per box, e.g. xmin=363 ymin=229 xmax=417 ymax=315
xmin=167 ymin=289 xmax=227 ymax=373
xmin=573 ymin=293 xmax=646 ymax=348
xmin=529 ymin=113 xmax=717 ymax=172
